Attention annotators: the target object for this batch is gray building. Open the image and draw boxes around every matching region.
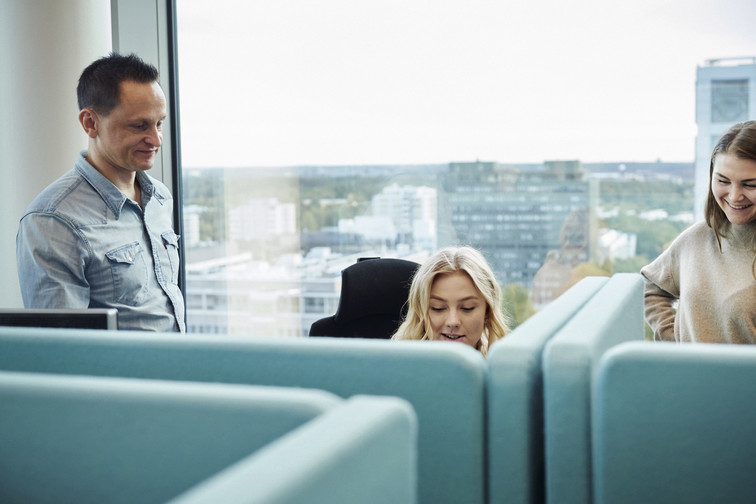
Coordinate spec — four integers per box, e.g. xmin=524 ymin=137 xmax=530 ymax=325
xmin=438 ymin=160 xmax=599 ymax=289
xmin=695 ymin=57 xmax=756 ymax=220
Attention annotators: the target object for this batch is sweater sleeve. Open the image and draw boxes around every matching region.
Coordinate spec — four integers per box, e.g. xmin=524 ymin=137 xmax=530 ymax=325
xmin=640 ymin=245 xmax=681 ymax=342
xmin=641 ymin=276 xmax=677 ymax=341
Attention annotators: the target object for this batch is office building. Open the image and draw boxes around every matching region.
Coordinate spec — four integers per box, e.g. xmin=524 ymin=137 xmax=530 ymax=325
xmin=695 ymin=57 xmax=756 ymax=220
xmin=439 ymin=160 xmax=599 ymax=289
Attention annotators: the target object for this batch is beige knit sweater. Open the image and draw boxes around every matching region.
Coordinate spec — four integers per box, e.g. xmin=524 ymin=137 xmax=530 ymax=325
xmin=641 ymin=221 xmax=756 ymax=344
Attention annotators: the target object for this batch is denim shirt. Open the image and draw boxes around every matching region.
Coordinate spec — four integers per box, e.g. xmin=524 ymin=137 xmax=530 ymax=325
xmin=16 ymin=151 xmax=186 ymax=332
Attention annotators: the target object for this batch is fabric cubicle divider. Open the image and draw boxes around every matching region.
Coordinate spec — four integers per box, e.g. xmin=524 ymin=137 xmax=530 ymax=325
xmin=0 ymin=371 xmax=351 ymax=503
xmin=0 ymin=329 xmax=485 ymax=504
xmin=593 ymin=341 xmax=756 ymax=504
xmin=487 ymin=276 xmax=609 ymax=504
xmin=541 ymin=273 xmax=645 ymax=504
xmin=170 ymin=395 xmax=417 ymax=504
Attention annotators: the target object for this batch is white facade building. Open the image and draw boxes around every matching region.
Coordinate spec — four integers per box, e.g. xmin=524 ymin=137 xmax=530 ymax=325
xmin=597 ymin=228 xmax=637 ymax=264
xmin=228 ymin=198 xmax=297 ymax=241
xmin=371 ymin=184 xmax=437 ymax=250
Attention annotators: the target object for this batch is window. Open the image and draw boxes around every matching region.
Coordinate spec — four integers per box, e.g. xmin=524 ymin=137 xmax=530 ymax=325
xmin=174 ymin=0 xmax=756 ymax=335
xmin=712 ymin=79 xmax=749 ymax=123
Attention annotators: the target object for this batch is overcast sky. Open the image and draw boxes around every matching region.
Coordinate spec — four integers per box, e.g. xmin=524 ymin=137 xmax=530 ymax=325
xmin=176 ymin=0 xmax=756 ymax=167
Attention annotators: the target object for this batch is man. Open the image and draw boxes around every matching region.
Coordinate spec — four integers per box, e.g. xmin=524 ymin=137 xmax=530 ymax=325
xmin=16 ymin=53 xmax=185 ymax=332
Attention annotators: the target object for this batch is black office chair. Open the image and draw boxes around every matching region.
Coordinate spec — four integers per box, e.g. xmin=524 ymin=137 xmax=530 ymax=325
xmin=309 ymin=257 xmax=420 ymax=339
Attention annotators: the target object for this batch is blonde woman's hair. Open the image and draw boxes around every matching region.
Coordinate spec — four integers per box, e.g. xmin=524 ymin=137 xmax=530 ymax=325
xmin=391 ymin=246 xmax=510 ymax=355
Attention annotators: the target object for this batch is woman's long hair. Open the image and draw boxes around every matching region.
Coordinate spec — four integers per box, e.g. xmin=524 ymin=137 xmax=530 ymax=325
xmin=705 ymin=120 xmax=756 ymax=244
xmin=391 ymin=246 xmax=510 ymax=355
xmin=704 ymin=120 xmax=756 ymax=279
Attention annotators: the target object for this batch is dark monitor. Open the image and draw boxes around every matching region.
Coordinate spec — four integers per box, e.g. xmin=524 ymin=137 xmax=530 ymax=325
xmin=0 ymin=308 xmax=118 ymax=330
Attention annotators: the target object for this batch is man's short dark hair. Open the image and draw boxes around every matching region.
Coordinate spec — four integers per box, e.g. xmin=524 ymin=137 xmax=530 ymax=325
xmin=77 ymin=52 xmax=160 ymax=114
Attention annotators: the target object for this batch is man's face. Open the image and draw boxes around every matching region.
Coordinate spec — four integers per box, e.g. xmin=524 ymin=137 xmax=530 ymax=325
xmin=90 ymin=80 xmax=167 ymax=175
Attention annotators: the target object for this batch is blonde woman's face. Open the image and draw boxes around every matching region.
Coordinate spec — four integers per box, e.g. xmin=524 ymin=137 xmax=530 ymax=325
xmin=428 ymin=272 xmax=486 ymax=350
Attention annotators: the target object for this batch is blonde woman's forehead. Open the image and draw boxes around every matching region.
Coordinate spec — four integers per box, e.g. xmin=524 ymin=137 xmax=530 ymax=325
xmin=430 ymin=271 xmax=484 ymax=300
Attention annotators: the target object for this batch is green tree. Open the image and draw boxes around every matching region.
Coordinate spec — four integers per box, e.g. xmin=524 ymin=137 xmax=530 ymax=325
xmin=604 ymin=215 xmax=687 ymax=259
xmin=611 ymin=256 xmax=650 ymax=274
xmin=501 ymin=283 xmax=536 ymax=329
xmin=300 ymin=210 xmax=319 ymax=232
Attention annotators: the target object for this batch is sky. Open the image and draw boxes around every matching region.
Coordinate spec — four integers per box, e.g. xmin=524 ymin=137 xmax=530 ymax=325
xmin=175 ymin=0 xmax=756 ymax=167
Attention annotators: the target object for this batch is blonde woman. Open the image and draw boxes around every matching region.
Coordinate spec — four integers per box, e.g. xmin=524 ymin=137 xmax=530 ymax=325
xmin=392 ymin=246 xmax=510 ymax=355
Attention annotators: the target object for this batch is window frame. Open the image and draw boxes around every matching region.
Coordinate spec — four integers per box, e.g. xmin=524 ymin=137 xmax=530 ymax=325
xmin=111 ymin=0 xmax=186 ymax=309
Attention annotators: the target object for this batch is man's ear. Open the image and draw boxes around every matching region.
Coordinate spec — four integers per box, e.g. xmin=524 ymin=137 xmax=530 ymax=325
xmin=78 ymin=108 xmax=99 ymax=139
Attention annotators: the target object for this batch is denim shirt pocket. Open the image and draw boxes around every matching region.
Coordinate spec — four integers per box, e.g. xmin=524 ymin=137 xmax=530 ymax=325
xmin=161 ymin=231 xmax=181 ymax=285
xmin=106 ymin=242 xmax=148 ymax=306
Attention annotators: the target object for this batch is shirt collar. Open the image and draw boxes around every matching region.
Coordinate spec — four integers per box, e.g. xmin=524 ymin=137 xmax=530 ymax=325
xmin=136 ymin=170 xmax=168 ymax=207
xmin=74 ymin=151 xmax=165 ymax=217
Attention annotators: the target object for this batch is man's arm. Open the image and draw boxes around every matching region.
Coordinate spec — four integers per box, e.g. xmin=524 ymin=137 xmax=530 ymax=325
xmin=16 ymin=213 xmax=91 ymax=308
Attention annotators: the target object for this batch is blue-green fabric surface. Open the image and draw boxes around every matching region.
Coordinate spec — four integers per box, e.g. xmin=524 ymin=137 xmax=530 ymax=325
xmin=487 ymin=276 xmax=608 ymax=504
xmin=0 ymin=330 xmax=484 ymax=504
xmin=542 ymin=273 xmax=645 ymax=504
xmin=171 ymin=395 xmax=417 ymax=504
xmin=594 ymin=341 xmax=756 ymax=504
xmin=0 ymin=371 xmax=339 ymax=503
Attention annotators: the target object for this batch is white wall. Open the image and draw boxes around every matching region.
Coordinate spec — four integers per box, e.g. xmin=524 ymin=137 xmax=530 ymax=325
xmin=0 ymin=0 xmax=112 ymax=307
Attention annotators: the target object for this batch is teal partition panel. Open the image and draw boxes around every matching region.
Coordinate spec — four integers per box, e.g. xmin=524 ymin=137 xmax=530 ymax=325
xmin=0 ymin=330 xmax=485 ymax=504
xmin=541 ymin=273 xmax=644 ymax=504
xmin=0 ymin=372 xmax=341 ymax=504
xmin=171 ymin=395 xmax=417 ymax=504
xmin=487 ymin=276 xmax=608 ymax=504
xmin=594 ymin=341 xmax=756 ymax=504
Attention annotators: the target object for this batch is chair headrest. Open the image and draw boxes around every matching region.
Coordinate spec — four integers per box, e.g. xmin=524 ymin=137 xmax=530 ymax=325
xmin=333 ymin=258 xmax=419 ymax=324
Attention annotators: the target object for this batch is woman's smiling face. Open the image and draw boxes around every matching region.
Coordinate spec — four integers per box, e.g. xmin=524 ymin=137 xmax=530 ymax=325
xmin=712 ymin=153 xmax=756 ymax=225
xmin=427 ymin=271 xmax=486 ymax=350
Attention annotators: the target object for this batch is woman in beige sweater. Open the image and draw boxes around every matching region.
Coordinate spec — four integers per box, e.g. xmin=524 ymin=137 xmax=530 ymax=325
xmin=642 ymin=121 xmax=756 ymax=343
